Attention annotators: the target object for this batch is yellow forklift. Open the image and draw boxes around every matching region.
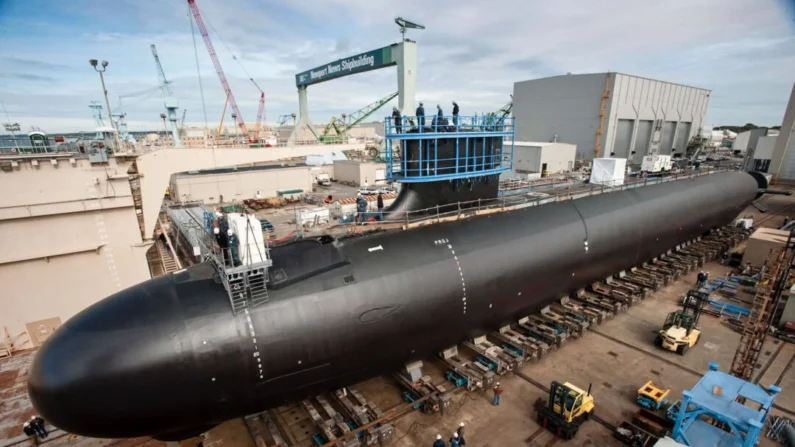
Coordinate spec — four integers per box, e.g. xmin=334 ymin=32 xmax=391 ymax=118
xmin=535 ymin=381 xmax=595 ymax=440
xmin=655 ymin=290 xmax=708 ymax=355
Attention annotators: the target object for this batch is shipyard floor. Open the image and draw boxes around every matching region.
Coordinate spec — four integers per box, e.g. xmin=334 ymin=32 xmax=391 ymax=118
xmin=2 ymin=189 xmax=795 ymax=447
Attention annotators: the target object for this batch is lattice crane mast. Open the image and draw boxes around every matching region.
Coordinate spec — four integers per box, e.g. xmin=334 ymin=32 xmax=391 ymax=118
xmin=150 ymin=44 xmax=182 ymax=147
xmin=250 ymin=79 xmax=265 ymax=141
xmin=187 ymin=0 xmax=251 ymax=142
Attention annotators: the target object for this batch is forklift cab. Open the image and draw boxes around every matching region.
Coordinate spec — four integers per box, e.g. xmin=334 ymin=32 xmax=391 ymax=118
xmin=551 ymin=381 xmax=594 ymax=423
xmin=662 ymin=311 xmax=696 ymax=334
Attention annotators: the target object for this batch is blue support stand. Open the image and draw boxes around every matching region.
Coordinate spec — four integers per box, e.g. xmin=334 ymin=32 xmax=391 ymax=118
xmin=671 ymin=362 xmax=781 ymax=447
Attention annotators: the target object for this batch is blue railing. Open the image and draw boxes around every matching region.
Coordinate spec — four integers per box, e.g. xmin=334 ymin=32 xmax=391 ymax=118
xmin=383 ymin=115 xmax=514 ymax=183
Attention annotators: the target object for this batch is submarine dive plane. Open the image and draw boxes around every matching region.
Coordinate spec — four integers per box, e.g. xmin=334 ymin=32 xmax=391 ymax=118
xmin=28 ymin=170 xmax=758 ymax=440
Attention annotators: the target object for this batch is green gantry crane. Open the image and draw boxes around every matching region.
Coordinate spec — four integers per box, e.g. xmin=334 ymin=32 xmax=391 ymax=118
xmin=484 ymin=95 xmax=513 ymax=126
xmin=320 ymin=92 xmax=398 ymax=144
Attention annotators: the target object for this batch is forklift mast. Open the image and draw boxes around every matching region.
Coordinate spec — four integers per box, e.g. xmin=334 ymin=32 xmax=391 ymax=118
xmin=683 ymin=290 xmax=709 ymax=328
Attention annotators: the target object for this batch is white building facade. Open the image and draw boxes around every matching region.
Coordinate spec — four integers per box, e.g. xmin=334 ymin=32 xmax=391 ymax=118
xmin=513 ymin=73 xmax=711 ymax=162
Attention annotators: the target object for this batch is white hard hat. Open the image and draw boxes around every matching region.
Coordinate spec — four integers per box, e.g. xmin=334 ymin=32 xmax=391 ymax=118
xmin=357 ymin=193 xmax=362 ymax=197
xmin=436 ymin=435 xmax=442 ymax=440
xmin=23 ymin=422 xmax=29 ymax=427
xmin=213 ymin=227 xmax=220 ymax=235
xmin=227 ymin=229 xmax=233 ymax=236
xmin=216 ymin=211 xmax=223 ymax=217
xmin=453 ymin=432 xmax=459 ymax=438
xmin=459 ymin=422 xmax=465 ymax=427
xmin=496 ymin=382 xmax=500 ymax=386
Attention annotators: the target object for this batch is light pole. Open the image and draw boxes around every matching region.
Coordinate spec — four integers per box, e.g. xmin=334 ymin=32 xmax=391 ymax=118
xmin=89 ymin=59 xmax=122 ymax=151
xmin=160 ymin=113 xmax=168 ymax=143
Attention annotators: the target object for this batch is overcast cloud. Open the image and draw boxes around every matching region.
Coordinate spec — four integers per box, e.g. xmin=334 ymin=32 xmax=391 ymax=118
xmin=0 ymin=0 xmax=793 ymax=133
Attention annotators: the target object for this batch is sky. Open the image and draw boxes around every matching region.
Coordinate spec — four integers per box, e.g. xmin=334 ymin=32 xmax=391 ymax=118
xmin=0 ymin=0 xmax=794 ymax=133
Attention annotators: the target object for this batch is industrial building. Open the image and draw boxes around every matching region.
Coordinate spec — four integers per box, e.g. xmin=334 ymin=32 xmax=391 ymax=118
xmin=170 ymin=163 xmax=313 ymax=204
xmin=333 ymin=160 xmax=387 ymax=186
xmin=502 ymin=141 xmax=577 ymax=178
xmin=733 ymin=128 xmax=776 ymax=155
xmin=749 ymin=135 xmax=777 ymax=173
xmin=771 ymin=82 xmax=795 ymax=183
xmin=513 ymin=73 xmax=710 ymax=162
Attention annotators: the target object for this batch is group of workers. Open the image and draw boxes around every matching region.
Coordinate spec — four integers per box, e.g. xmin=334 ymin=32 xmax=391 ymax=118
xmin=430 ymin=383 xmax=504 ymax=446
xmin=212 ymin=212 xmax=241 ymax=267
xmin=432 ymin=422 xmax=467 ymax=447
xmin=392 ymin=101 xmax=460 ymax=133
xmin=22 ymin=416 xmax=48 ymax=444
xmin=355 ymin=192 xmax=385 ymax=223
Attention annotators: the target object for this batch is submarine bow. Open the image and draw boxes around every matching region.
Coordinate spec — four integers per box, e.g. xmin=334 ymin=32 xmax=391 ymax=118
xmin=28 ymin=171 xmax=758 ymax=439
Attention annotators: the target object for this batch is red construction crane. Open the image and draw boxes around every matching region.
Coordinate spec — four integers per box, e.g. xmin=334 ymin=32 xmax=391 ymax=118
xmin=255 ymin=92 xmax=265 ymax=139
xmin=187 ymin=0 xmax=251 ymax=142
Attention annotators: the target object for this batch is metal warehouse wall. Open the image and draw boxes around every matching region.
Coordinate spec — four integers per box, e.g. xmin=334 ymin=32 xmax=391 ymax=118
xmin=513 ymin=73 xmax=607 ymax=160
xmin=606 ymin=74 xmax=710 ymax=163
xmin=513 ymin=73 xmax=710 ymax=162
xmin=173 ymin=166 xmax=312 ymax=203
xmin=771 ymin=83 xmax=795 ymax=183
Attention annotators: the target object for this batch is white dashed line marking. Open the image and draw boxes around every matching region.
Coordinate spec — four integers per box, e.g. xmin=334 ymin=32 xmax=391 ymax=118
xmin=438 ymin=239 xmax=467 ymax=315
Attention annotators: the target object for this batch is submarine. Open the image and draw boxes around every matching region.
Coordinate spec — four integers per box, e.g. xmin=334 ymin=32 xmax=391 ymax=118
xmin=28 ymin=170 xmax=758 ymax=440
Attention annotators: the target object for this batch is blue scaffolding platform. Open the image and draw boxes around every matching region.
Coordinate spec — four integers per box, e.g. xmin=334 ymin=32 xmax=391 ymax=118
xmin=671 ymin=362 xmax=780 ymax=447
xmin=383 ymin=115 xmax=514 ymax=183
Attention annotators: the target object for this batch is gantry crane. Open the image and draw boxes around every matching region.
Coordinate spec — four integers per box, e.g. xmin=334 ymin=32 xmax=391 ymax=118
xmin=150 ymin=44 xmax=182 ymax=147
xmin=187 ymin=0 xmax=251 ymax=142
xmin=485 ymin=96 xmax=513 ymax=126
xmin=180 ymin=109 xmax=187 ymax=131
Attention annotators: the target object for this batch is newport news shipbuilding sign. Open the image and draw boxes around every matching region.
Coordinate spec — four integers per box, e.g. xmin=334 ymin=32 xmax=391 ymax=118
xmin=295 ymin=45 xmax=396 ymax=87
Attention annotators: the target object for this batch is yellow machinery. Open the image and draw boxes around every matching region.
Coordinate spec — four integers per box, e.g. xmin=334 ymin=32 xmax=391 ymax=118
xmin=535 ymin=381 xmax=595 ymax=440
xmin=655 ymin=290 xmax=708 ymax=355
xmin=637 ymin=381 xmax=670 ymax=411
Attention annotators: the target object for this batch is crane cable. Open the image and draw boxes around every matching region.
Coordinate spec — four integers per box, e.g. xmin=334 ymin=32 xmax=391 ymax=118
xmin=196 ymin=3 xmax=263 ymax=93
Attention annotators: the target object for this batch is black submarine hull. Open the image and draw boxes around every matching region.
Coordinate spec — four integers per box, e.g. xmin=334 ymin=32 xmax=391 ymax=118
xmin=28 ymin=171 xmax=757 ymax=440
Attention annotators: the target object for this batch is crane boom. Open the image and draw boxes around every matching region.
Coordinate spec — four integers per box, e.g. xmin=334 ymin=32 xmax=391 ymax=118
xmin=187 ymin=0 xmax=250 ymax=141
xmin=150 ymin=45 xmax=173 ymax=97
xmin=255 ymin=93 xmax=265 ymax=137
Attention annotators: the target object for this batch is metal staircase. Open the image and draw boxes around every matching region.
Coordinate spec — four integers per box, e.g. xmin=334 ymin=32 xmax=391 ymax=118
xmin=196 ymin=212 xmax=271 ymax=314
xmin=730 ymin=248 xmax=783 ymax=380
xmin=128 ymin=161 xmax=146 ymax=240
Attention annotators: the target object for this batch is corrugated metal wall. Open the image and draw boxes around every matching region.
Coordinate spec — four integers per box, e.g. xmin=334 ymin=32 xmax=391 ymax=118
xmin=675 ymin=122 xmax=692 ymax=152
xmin=660 ymin=121 xmax=677 ymax=154
xmin=613 ymin=119 xmax=634 ymax=158
xmin=633 ymin=120 xmax=653 ymax=161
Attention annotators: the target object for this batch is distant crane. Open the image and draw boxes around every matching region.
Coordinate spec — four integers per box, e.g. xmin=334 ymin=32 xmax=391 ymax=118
xmin=181 ymin=109 xmax=187 ymax=130
xmin=150 ymin=44 xmax=182 ymax=147
xmin=255 ymin=91 xmax=265 ymax=141
xmin=319 ymin=92 xmax=398 ymax=143
xmin=187 ymin=0 xmax=251 ymax=143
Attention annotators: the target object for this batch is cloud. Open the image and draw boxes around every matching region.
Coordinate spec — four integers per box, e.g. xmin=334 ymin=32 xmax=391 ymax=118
xmin=0 ymin=0 xmax=793 ymax=133
xmin=0 ymin=72 xmax=56 ymax=82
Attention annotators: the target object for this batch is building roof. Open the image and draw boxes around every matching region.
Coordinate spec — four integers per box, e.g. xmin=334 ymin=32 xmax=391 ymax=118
xmin=515 ymin=72 xmax=710 ymax=93
xmin=514 ymin=141 xmax=576 ymax=147
xmin=177 ymin=162 xmax=308 ymax=176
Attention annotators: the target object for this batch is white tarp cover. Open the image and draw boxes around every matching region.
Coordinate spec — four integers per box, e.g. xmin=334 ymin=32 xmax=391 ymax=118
xmin=590 ymin=158 xmax=627 ymax=187
xmin=228 ymin=213 xmax=268 ymax=265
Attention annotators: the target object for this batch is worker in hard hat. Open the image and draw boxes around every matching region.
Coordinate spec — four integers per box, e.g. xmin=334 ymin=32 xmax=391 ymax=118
xmin=392 ymin=107 xmax=402 ymax=134
xmin=227 ymin=229 xmax=240 ymax=267
xmin=492 ymin=382 xmax=503 ymax=406
xmin=449 ymin=432 xmax=461 ymax=447
xmin=356 ymin=193 xmax=367 ymax=224
xmin=696 ymin=271 xmax=706 ymax=289
xmin=22 ymin=422 xmax=37 ymax=445
xmin=432 ymin=434 xmax=445 ymax=447
xmin=416 ymin=102 xmax=425 ymax=128
xmin=457 ymin=422 xmax=466 ymax=445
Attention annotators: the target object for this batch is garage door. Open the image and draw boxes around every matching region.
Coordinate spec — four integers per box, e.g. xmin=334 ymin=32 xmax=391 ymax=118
xmin=612 ymin=119 xmax=634 ymax=159
xmin=674 ymin=122 xmax=692 ymax=153
xmin=632 ymin=120 xmax=653 ymax=162
xmin=375 ymin=169 xmax=386 ymax=181
xmin=660 ymin=121 xmax=677 ymax=155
